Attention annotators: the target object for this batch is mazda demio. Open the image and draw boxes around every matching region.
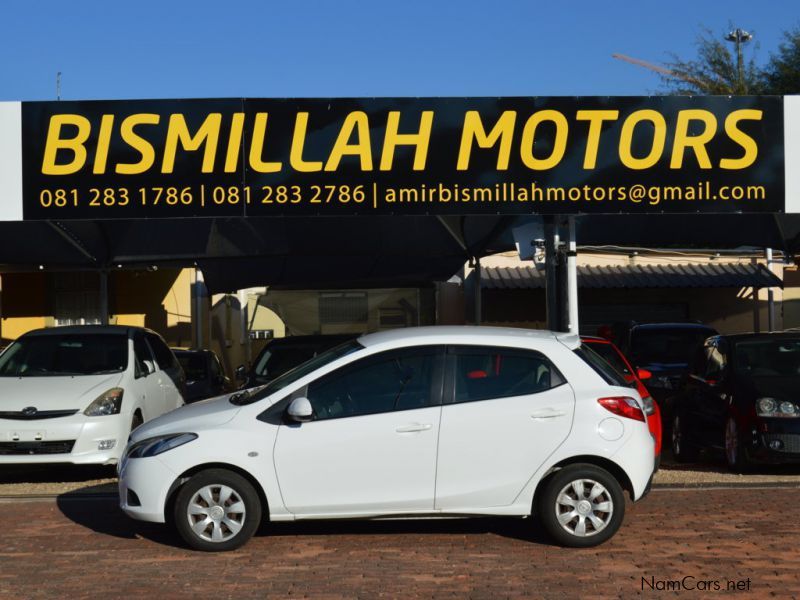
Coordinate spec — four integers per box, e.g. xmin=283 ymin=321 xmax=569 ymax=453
xmin=119 ymin=327 xmax=655 ymax=551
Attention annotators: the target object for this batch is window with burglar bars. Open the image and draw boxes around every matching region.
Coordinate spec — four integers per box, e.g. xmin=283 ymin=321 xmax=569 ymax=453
xmin=319 ymin=292 xmax=368 ymax=325
xmin=53 ymin=272 xmax=102 ymax=326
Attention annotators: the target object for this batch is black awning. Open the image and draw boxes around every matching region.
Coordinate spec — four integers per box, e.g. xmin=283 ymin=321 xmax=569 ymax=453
xmin=481 ymin=263 xmax=783 ymax=290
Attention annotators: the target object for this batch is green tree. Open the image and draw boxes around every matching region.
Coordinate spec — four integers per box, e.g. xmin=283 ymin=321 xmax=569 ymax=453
xmin=762 ymin=26 xmax=800 ymax=93
xmin=659 ymin=28 xmax=762 ymax=95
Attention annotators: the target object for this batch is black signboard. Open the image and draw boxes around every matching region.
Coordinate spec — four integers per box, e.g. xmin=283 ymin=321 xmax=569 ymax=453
xmin=20 ymin=96 xmax=785 ymax=220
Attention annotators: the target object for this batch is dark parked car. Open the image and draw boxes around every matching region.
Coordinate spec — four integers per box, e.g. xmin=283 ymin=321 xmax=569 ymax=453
xmin=621 ymin=323 xmax=718 ymax=425
xmin=236 ymin=334 xmax=356 ymax=388
xmin=173 ymin=349 xmax=235 ymax=403
xmin=671 ymin=333 xmax=800 ymax=471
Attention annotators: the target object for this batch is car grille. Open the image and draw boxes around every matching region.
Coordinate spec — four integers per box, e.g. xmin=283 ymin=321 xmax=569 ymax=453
xmin=0 ymin=440 xmax=76 ymax=455
xmin=0 ymin=409 xmax=79 ymax=420
xmin=762 ymin=434 xmax=800 ymax=454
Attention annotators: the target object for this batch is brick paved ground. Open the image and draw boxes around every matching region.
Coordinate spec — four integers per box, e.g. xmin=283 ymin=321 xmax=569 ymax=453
xmin=1 ymin=488 xmax=799 ymax=599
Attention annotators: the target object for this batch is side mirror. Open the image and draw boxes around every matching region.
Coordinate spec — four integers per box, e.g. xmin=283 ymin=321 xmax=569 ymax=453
xmin=636 ymin=368 xmax=652 ymax=381
xmin=144 ymin=360 xmax=156 ymax=376
xmin=286 ymin=397 xmax=314 ymax=423
xmin=235 ymin=365 xmax=247 ymax=381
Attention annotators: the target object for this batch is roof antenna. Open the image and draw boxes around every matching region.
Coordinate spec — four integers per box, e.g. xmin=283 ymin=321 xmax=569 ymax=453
xmin=56 ymin=71 xmax=61 ymax=100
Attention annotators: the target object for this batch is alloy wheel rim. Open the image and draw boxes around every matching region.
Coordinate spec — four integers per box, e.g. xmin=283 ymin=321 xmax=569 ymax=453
xmin=725 ymin=419 xmax=738 ymax=465
xmin=187 ymin=484 xmax=246 ymax=543
xmin=554 ymin=479 xmax=613 ymax=537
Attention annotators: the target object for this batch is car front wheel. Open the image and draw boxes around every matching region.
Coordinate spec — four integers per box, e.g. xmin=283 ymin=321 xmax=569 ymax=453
xmin=537 ymin=464 xmax=625 ymax=548
xmin=174 ymin=469 xmax=262 ymax=551
xmin=725 ymin=417 xmax=751 ymax=473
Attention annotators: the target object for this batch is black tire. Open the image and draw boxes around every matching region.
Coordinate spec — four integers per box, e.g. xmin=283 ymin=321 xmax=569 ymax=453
xmin=671 ymin=414 xmax=699 ymax=463
xmin=174 ymin=469 xmax=262 ymax=552
xmin=725 ymin=416 xmax=752 ymax=474
xmin=537 ymin=464 xmax=626 ymax=548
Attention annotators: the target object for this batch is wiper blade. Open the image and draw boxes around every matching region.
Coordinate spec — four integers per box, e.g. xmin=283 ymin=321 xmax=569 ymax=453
xmin=229 ymin=390 xmax=251 ymax=406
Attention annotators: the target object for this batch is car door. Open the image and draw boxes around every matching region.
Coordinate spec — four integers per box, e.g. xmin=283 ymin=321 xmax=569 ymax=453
xmin=434 ymin=345 xmax=575 ymax=511
xmin=145 ymin=333 xmax=185 ymax=412
xmin=272 ymin=345 xmax=445 ymax=516
xmin=693 ymin=337 xmax=731 ymax=449
xmin=132 ymin=333 xmax=164 ymax=421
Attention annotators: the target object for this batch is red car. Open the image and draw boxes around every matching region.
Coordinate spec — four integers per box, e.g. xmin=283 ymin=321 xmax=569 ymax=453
xmin=582 ymin=336 xmax=662 ymax=470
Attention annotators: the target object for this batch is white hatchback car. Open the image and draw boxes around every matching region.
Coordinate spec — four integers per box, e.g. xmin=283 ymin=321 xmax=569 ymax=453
xmin=119 ymin=326 xmax=655 ymax=551
xmin=0 ymin=326 xmax=186 ymax=465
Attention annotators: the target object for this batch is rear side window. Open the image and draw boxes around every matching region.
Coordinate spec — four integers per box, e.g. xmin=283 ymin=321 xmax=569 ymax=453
xmin=146 ymin=333 xmax=177 ymax=370
xmin=451 ymin=346 xmax=565 ymax=404
xmin=574 ymin=345 xmax=628 ymax=387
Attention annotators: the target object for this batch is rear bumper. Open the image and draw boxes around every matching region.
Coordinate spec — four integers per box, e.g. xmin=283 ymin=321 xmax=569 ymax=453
xmin=609 ymin=424 xmax=656 ymax=501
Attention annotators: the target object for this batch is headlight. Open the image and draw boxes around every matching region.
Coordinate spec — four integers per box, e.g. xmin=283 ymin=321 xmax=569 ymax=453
xmin=757 ymin=397 xmax=800 ymax=418
xmin=126 ymin=433 xmax=198 ymax=459
xmin=84 ymin=388 xmax=124 ymax=416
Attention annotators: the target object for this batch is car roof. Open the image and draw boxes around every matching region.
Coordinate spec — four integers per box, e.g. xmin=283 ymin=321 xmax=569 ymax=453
xmin=581 ymin=335 xmax=612 ymax=344
xmin=630 ymin=322 xmax=716 ymax=332
xmin=358 ymin=326 xmax=579 ymax=349
xmin=21 ymin=325 xmax=141 ymax=337
xmin=724 ymin=332 xmax=800 ymax=343
xmin=265 ymin=334 xmax=357 ymax=346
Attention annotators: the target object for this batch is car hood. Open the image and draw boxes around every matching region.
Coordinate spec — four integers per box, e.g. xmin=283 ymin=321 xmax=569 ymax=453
xmin=637 ymin=362 xmax=689 ymax=376
xmin=130 ymin=393 xmax=241 ymax=442
xmin=740 ymin=376 xmax=800 ymax=402
xmin=0 ymin=373 xmax=124 ymax=412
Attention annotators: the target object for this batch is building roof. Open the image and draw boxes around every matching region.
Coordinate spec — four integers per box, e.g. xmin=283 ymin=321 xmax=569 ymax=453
xmin=480 ymin=263 xmax=783 ymax=290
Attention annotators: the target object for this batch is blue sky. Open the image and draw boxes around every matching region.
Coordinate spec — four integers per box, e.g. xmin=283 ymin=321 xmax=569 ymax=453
xmin=1 ymin=0 xmax=798 ymax=101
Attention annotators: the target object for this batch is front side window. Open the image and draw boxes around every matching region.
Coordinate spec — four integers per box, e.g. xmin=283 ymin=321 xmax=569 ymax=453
xmin=146 ymin=333 xmax=177 ymax=370
xmin=0 ymin=334 xmax=128 ymax=377
xmin=452 ymin=346 xmax=565 ymax=404
xmin=306 ymin=347 xmax=442 ymax=420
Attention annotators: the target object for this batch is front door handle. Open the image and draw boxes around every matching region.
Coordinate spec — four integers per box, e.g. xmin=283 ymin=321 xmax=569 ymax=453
xmin=531 ymin=409 xmax=566 ymax=420
xmin=395 ymin=423 xmax=433 ymax=433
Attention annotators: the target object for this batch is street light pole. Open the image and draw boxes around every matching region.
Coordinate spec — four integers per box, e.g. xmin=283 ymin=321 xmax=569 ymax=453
xmin=724 ymin=28 xmax=753 ymax=94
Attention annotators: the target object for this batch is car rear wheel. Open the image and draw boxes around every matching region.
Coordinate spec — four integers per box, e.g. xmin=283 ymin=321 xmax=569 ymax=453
xmin=537 ymin=464 xmax=625 ymax=548
xmin=725 ymin=417 xmax=751 ymax=473
xmin=174 ymin=469 xmax=262 ymax=551
xmin=671 ymin=414 xmax=699 ymax=462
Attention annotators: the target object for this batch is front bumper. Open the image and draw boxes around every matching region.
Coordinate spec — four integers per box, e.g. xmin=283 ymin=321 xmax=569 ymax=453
xmin=746 ymin=418 xmax=800 ymax=463
xmin=0 ymin=414 xmax=128 ymax=465
xmin=118 ymin=454 xmax=177 ymax=523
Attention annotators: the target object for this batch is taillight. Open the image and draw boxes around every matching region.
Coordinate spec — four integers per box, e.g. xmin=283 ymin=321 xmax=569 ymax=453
xmin=641 ymin=396 xmax=656 ymax=416
xmin=598 ymin=396 xmax=645 ymax=422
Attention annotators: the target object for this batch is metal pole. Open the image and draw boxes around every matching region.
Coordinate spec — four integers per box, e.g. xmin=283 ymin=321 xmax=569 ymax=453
xmin=544 ymin=217 xmax=560 ymax=331
xmin=474 ymin=259 xmax=482 ymax=326
xmin=566 ymin=217 xmax=579 ymax=335
xmin=766 ymin=248 xmax=775 ymax=332
xmin=98 ymin=270 xmax=109 ymax=325
xmin=193 ymin=269 xmax=206 ymax=348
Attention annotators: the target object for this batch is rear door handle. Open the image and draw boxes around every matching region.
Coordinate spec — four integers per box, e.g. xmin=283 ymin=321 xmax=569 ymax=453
xmin=531 ymin=409 xmax=566 ymax=420
xmin=395 ymin=423 xmax=433 ymax=433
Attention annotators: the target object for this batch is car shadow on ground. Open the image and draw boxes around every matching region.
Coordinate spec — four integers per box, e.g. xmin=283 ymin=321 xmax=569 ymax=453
xmin=55 ymin=490 xmax=555 ymax=550
xmin=0 ymin=464 xmax=116 ymax=484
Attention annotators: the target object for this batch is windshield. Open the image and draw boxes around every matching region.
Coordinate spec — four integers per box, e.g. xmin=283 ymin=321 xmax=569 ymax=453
xmin=630 ymin=328 xmax=714 ymax=364
xmin=253 ymin=342 xmax=329 ymax=381
xmin=735 ymin=338 xmax=800 ymax=378
xmin=0 ymin=334 xmax=128 ymax=377
xmin=177 ymin=354 xmax=207 ymax=382
xmin=232 ymin=340 xmax=364 ymax=405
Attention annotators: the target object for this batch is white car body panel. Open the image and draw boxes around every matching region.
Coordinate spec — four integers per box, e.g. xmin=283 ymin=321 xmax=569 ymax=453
xmin=119 ymin=326 xmax=654 ymax=526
